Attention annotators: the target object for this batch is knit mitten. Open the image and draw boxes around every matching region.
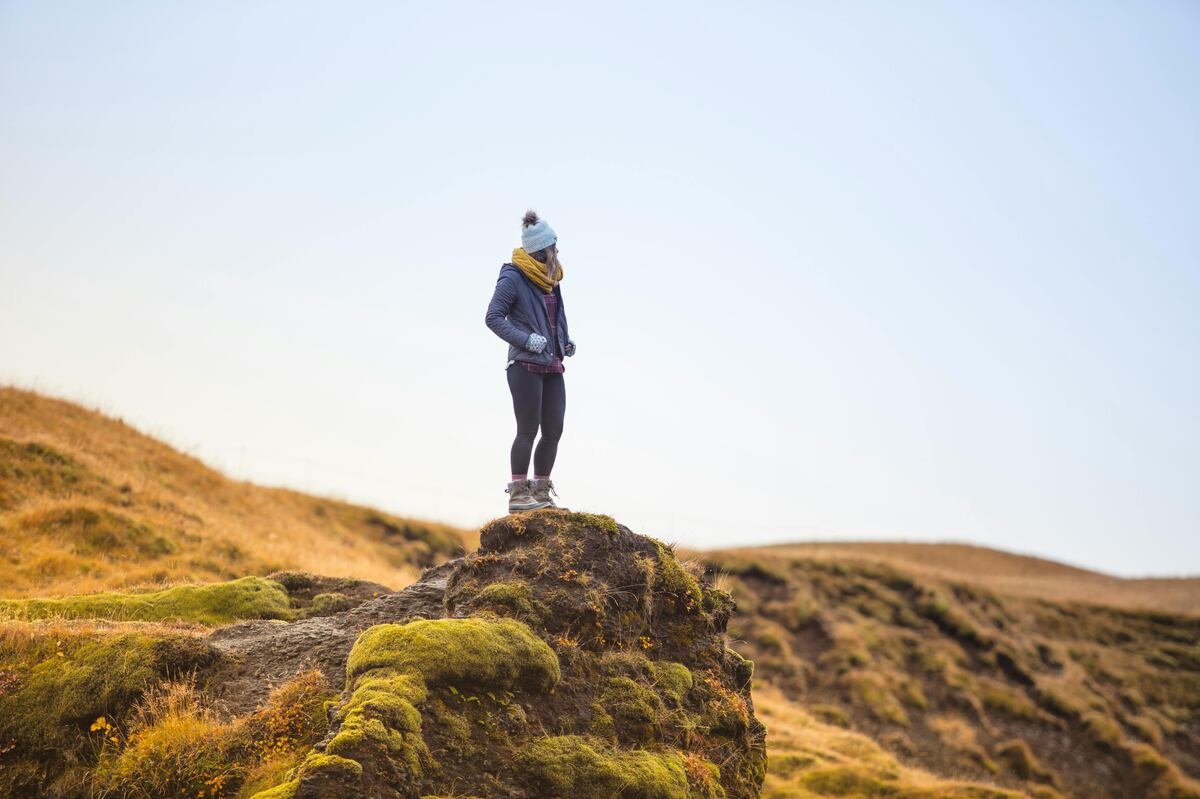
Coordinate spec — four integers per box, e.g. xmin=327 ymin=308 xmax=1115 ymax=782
xmin=525 ymin=332 xmax=548 ymax=353
xmin=564 ymin=339 xmax=576 ymax=357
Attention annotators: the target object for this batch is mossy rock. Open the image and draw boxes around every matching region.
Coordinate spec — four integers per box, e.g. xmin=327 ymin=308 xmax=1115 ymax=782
xmin=264 ymin=616 xmax=560 ymax=798
xmin=651 ymin=660 xmax=695 ymax=706
xmin=0 ymin=575 xmax=293 ymax=625
xmin=474 ymin=580 xmax=539 ymax=620
xmin=599 ymin=675 xmax=665 ymax=744
xmin=236 ymin=511 xmax=765 ymax=798
xmin=515 ymin=734 xmax=693 ymax=799
xmin=345 ymin=616 xmax=560 ymax=692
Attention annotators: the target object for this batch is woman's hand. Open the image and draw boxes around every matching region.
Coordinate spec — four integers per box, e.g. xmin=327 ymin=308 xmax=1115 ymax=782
xmin=564 ymin=339 xmax=576 ymax=357
xmin=525 ymin=332 xmax=548 ymax=353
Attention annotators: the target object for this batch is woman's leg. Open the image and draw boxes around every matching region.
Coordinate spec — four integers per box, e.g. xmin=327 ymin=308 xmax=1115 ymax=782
xmin=507 ymin=365 xmax=543 ymax=476
xmin=533 ymin=373 xmax=566 ymax=477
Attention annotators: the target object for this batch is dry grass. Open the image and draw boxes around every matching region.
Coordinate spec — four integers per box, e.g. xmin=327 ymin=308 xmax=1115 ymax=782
xmin=704 ymin=548 xmax=1200 ymax=799
xmin=690 ymin=541 xmax=1200 ymax=615
xmin=0 ymin=387 xmax=474 ymax=598
xmin=753 ymin=682 xmax=1025 ymax=798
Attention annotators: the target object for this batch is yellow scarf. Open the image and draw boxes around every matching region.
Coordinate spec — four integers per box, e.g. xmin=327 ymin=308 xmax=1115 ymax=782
xmin=512 ymin=247 xmax=564 ymax=293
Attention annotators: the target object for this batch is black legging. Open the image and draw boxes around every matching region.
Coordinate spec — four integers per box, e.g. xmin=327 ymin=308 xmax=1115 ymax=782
xmin=507 ymin=365 xmax=566 ymax=476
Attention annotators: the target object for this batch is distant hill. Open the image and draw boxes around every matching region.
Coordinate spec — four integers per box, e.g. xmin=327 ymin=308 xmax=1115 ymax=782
xmin=0 ymin=387 xmax=475 ymax=598
xmin=692 ymin=541 xmax=1200 ymax=615
xmin=690 ymin=545 xmax=1200 ymax=798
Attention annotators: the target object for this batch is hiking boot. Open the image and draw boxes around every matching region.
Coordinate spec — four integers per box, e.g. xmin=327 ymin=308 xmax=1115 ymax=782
xmin=506 ymin=479 xmax=548 ymax=512
xmin=530 ymin=478 xmax=565 ymax=510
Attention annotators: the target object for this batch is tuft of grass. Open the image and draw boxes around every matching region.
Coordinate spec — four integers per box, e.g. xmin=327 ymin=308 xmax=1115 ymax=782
xmin=94 ymin=668 xmax=335 ymax=799
xmin=993 ymin=738 xmax=1056 ymax=785
xmin=0 ymin=623 xmax=216 ymax=796
xmin=840 ymin=669 xmax=910 ymax=726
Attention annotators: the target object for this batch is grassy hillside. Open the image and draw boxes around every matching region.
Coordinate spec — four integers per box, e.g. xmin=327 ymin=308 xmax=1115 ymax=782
xmin=694 ymin=547 xmax=1199 ymax=798
xmin=0 ymin=387 xmax=475 ymax=598
xmin=2 ymin=388 xmax=1196 ymax=798
xmin=715 ymin=541 xmax=1200 ymax=615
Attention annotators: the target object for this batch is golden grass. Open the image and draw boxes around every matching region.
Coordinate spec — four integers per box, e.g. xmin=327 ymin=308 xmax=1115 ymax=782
xmin=0 ymin=387 xmax=474 ymax=598
xmin=753 ymin=682 xmax=1025 ymax=798
xmin=704 ymin=548 xmax=1200 ymax=798
xmin=692 ymin=542 xmax=1200 ymax=615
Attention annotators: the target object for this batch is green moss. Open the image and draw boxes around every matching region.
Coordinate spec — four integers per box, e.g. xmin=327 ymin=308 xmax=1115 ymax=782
xmin=589 ymin=701 xmax=617 ymax=740
xmin=516 ymin=735 xmax=691 ymax=799
xmin=651 ymin=661 xmax=694 ymax=705
xmin=265 ymin=616 xmax=560 ymax=796
xmin=700 ymin=586 xmax=736 ymax=617
xmin=298 ymin=752 xmax=364 ymax=778
xmin=345 ymin=617 xmax=560 ymax=691
xmin=567 ymin=512 xmax=620 ymax=536
xmin=250 ymin=779 xmax=300 ymax=799
xmin=307 ymin=592 xmax=355 ymax=615
xmin=475 ymin=580 xmax=536 ymax=618
xmin=599 ymin=676 xmax=664 ymax=744
xmin=0 ymin=575 xmax=292 ymax=625
xmin=725 ymin=646 xmax=754 ymax=688
xmin=655 ymin=543 xmax=703 ymax=612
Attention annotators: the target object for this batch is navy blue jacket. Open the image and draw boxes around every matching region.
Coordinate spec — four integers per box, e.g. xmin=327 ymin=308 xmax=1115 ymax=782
xmin=485 ymin=263 xmax=571 ymax=369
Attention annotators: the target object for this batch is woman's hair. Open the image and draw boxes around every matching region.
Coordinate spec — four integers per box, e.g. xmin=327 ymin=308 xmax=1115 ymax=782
xmin=522 ymin=209 xmax=560 ymax=274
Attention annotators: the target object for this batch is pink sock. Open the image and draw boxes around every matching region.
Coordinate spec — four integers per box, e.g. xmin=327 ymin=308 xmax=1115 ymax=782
xmin=511 ymin=473 xmax=527 ymax=481
xmin=533 ymin=474 xmax=551 ymax=480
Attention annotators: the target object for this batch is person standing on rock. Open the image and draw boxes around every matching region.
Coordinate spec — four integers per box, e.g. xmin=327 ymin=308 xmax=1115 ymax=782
xmin=485 ymin=209 xmax=576 ymax=513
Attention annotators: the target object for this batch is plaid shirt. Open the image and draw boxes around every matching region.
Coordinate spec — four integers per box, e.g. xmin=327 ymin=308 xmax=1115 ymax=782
xmin=520 ymin=291 xmax=565 ymax=374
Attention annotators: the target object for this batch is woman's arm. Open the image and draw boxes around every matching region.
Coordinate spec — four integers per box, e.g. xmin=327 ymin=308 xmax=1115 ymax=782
xmin=485 ymin=271 xmax=536 ymax=349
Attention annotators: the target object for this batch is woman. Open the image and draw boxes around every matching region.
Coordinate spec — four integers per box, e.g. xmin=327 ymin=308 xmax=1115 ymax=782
xmin=485 ymin=210 xmax=577 ymax=513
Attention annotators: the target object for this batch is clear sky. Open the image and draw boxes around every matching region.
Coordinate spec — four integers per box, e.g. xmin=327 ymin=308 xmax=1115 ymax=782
xmin=2 ymin=1 xmax=1197 ymax=577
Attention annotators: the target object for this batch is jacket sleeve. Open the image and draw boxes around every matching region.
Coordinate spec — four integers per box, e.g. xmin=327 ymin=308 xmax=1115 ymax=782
xmin=485 ymin=271 xmax=533 ymax=349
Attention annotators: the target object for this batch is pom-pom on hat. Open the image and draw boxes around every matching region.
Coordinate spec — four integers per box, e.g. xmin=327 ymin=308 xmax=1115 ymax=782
xmin=521 ymin=209 xmax=557 ymax=253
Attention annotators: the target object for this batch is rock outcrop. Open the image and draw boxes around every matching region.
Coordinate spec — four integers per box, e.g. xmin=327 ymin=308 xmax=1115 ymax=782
xmin=210 ymin=510 xmax=767 ymax=798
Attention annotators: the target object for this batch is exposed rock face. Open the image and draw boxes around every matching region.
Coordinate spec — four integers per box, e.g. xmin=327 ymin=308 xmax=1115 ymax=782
xmin=206 ymin=560 xmax=457 ymax=717
xmin=212 ymin=510 xmax=767 ymax=798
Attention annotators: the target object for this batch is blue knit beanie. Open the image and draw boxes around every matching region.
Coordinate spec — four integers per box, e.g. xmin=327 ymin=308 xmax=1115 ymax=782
xmin=521 ymin=210 xmax=557 ymax=253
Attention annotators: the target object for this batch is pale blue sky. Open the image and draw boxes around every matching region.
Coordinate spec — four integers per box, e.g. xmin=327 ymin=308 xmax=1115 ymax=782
xmin=2 ymin=1 xmax=1197 ymax=576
